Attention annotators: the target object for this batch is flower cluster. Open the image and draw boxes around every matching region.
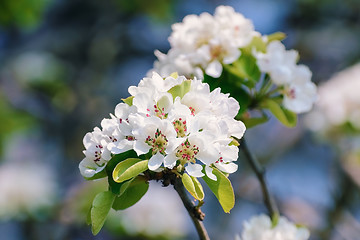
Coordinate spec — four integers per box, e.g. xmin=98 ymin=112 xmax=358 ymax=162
xmin=151 ymin=5 xmax=317 ymax=115
xmin=80 ymin=72 xmax=245 ymax=180
xmin=239 ymin=214 xmax=310 ymax=240
xmin=255 ymin=41 xmax=317 ymax=113
xmin=152 ymin=5 xmax=256 ymax=79
xmin=306 ymin=63 xmax=360 ymax=133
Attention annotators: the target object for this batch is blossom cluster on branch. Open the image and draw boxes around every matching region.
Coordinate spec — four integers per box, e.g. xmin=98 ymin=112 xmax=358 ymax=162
xmin=80 ymin=5 xmax=315 ymax=238
xmin=152 ymin=5 xmax=317 ymax=118
xmin=80 ymin=72 xmax=245 ymax=180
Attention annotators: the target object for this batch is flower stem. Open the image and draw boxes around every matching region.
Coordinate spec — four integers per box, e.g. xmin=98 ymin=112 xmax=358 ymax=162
xmin=173 ymin=176 xmax=210 ymax=240
xmin=240 ymin=138 xmax=279 ymax=218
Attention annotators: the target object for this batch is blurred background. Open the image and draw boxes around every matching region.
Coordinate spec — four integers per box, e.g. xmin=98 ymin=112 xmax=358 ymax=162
xmin=0 ymin=0 xmax=360 ymax=239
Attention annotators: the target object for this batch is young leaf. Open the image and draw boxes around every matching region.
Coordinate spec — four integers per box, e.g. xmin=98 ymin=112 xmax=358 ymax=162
xmin=243 ymin=36 xmax=267 ymax=53
xmin=168 ymin=80 xmax=191 ymax=99
xmin=261 ymin=99 xmax=297 ymax=127
xmin=90 ymin=191 xmax=116 ymax=235
xmin=182 ymin=173 xmax=205 ymax=201
xmin=242 ymin=116 xmax=269 ymax=128
xmin=202 ymin=168 xmax=235 ymax=213
xmin=121 ymin=96 xmax=134 ymax=106
xmin=106 ymin=150 xmax=139 ymax=194
xmin=112 ymin=176 xmax=149 ymax=210
xmin=267 ymin=32 xmax=286 ymax=42
xmin=170 ymin=72 xmax=179 ymax=79
xmin=112 ymin=158 xmax=148 ymax=183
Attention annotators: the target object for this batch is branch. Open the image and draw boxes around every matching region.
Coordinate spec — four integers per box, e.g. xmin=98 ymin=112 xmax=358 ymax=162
xmin=240 ymin=137 xmax=279 ymax=218
xmin=172 ymin=176 xmax=210 ymax=240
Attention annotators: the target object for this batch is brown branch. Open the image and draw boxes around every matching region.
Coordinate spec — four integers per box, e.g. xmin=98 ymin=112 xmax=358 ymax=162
xmin=172 ymin=176 xmax=210 ymax=240
xmin=145 ymin=169 xmax=210 ymax=240
xmin=240 ymin=138 xmax=279 ymax=218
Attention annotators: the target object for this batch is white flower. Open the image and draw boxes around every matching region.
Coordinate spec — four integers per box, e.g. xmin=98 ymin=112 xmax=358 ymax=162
xmin=240 ymin=214 xmax=310 ymax=240
xmin=130 ymin=115 xmax=182 ymax=170
xmin=152 ymin=6 xmax=256 ymax=78
xmin=255 ymin=41 xmax=298 ymax=85
xmin=255 ymin=41 xmax=317 ymax=113
xmin=306 ymin=63 xmax=360 ymax=132
xmin=0 ymin=162 xmax=56 ymax=220
xmin=214 ymin=6 xmax=255 ymax=48
xmin=106 ymin=103 xmax=137 ymax=154
xmin=129 ymin=72 xmax=184 ymax=97
xmin=282 ymin=65 xmax=317 ymax=113
xmin=79 ymin=127 xmax=112 ymax=178
xmin=151 ymin=49 xmax=203 ymax=79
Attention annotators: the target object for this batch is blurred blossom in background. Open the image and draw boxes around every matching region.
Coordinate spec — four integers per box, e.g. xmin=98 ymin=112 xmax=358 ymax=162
xmin=0 ymin=0 xmax=360 ymax=239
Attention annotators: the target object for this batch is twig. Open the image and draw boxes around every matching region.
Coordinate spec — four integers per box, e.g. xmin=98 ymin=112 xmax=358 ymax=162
xmin=172 ymin=176 xmax=210 ymax=240
xmin=240 ymin=137 xmax=279 ymax=218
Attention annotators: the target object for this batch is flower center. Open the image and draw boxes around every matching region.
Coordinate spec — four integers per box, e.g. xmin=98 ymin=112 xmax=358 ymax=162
xmin=175 ymin=140 xmax=199 ymax=165
xmin=147 ymin=105 xmax=166 ymax=119
xmin=189 ymin=106 xmax=196 ymax=116
xmin=210 ymin=45 xmax=223 ymax=60
xmin=173 ymin=118 xmax=187 ymax=137
xmin=145 ymin=129 xmax=168 ymax=155
xmin=94 ymin=144 xmax=103 ymax=163
xmin=125 ymin=136 xmax=135 ymax=141
xmin=285 ymin=88 xmax=296 ymax=99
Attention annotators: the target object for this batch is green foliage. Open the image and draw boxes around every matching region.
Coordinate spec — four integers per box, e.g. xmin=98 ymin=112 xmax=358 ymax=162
xmin=90 ymin=191 xmax=116 ymax=235
xmin=261 ymin=99 xmax=297 ymax=127
xmin=267 ymin=32 xmax=287 ymax=42
xmin=122 ymin=96 xmax=134 ymax=106
xmin=168 ymin=80 xmax=192 ymax=100
xmin=182 ymin=173 xmax=204 ymax=201
xmin=113 ymin=0 xmax=174 ymax=21
xmin=202 ymin=168 xmax=235 ymax=213
xmin=0 ymin=0 xmax=51 ymax=29
xmin=242 ymin=36 xmax=267 ymax=53
xmin=112 ymin=176 xmax=149 ymax=210
xmin=112 ymin=158 xmax=149 ymax=183
xmin=242 ymin=116 xmax=269 ymax=128
xmin=106 ymin=150 xmax=139 ymax=194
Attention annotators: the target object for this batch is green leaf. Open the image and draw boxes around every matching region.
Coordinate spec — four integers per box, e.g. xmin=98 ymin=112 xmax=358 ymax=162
xmin=242 ymin=116 xmax=269 ymax=128
xmin=182 ymin=173 xmax=204 ymax=201
xmin=112 ymin=176 xmax=149 ymax=210
xmin=261 ymin=99 xmax=297 ymax=127
xmin=86 ymin=207 xmax=92 ymax=225
xmin=90 ymin=191 xmax=116 ymax=235
xmin=106 ymin=150 xmax=139 ymax=194
xmin=243 ymin=36 xmax=267 ymax=53
xmin=113 ymin=158 xmax=148 ymax=183
xmin=267 ymin=32 xmax=286 ymax=42
xmin=231 ymin=54 xmax=261 ymax=84
xmin=202 ymin=168 xmax=235 ymax=213
xmin=170 ymin=72 xmax=179 ymax=78
xmin=122 ymin=96 xmax=134 ymax=106
xmin=168 ymin=80 xmax=191 ymax=99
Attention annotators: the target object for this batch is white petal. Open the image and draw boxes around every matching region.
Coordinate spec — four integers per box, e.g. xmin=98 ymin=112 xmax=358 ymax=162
xmin=164 ymin=153 xmax=178 ymax=169
xmin=185 ymin=163 xmax=204 ymax=178
xmin=79 ymin=158 xmax=106 ymax=178
xmin=205 ymin=166 xmax=217 ymax=181
xmin=215 ymin=162 xmax=238 ymax=174
xmin=148 ymin=152 xmax=164 ymax=170
xmin=133 ymin=140 xmax=150 ymax=155
xmin=205 ymin=60 xmax=223 ymax=78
